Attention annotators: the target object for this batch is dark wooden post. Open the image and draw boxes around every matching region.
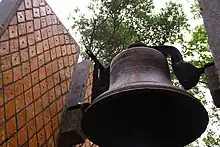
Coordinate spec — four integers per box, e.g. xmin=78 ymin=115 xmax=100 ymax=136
xmin=58 ymin=60 xmax=92 ymax=146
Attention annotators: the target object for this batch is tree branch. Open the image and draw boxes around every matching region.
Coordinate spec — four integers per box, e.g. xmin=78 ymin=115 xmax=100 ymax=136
xmin=87 ymin=15 xmax=110 ymax=52
xmin=87 ymin=20 xmax=97 ymax=51
xmin=95 ymin=12 xmax=124 ymax=56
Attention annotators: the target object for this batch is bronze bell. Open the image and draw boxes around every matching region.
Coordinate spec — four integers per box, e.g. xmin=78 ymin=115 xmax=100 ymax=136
xmin=81 ymin=46 xmax=209 ymax=147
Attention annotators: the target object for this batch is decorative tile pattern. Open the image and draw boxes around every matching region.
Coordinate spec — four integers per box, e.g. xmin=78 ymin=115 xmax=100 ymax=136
xmin=0 ymin=0 xmax=79 ymax=146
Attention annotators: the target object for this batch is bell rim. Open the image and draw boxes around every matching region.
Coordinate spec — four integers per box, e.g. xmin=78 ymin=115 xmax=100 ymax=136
xmin=82 ymin=84 xmax=209 ymax=146
xmin=92 ymin=84 xmax=197 ymax=104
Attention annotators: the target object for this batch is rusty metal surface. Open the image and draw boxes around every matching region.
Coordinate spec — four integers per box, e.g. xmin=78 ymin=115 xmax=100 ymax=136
xmin=82 ymin=47 xmax=208 ymax=147
xmin=109 ymin=47 xmax=172 ymax=89
xmin=58 ymin=60 xmax=92 ymax=147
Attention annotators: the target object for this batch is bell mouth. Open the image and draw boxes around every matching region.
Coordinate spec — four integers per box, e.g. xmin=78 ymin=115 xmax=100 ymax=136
xmin=81 ymin=85 xmax=209 ymax=147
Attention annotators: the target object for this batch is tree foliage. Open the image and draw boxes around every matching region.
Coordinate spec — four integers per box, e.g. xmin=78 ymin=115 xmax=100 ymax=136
xmin=182 ymin=25 xmax=220 ymax=146
xmin=182 ymin=1 xmax=220 ymax=147
xmin=190 ymin=0 xmax=201 ymax=20
xmin=72 ymin=0 xmax=188 ymax=66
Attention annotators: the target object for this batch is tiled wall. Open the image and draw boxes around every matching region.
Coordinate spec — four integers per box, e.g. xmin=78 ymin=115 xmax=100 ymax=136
xmin=0 ymin=0 xmax=79 ymax=146
xmin=84 ymin=65 xmax=93 ymax=104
